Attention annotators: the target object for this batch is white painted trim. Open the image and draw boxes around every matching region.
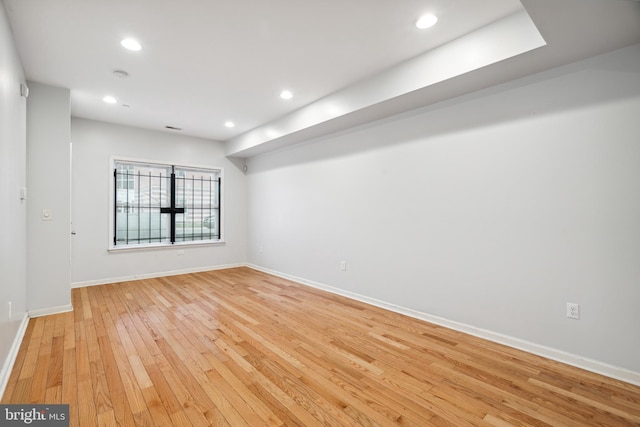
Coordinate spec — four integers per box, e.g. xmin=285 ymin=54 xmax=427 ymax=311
xmin=0 ymin=313 xmax=30 ymax=399
xmin=247 ymin=264 xmax=640 ymax=387
xmin=71 ymin=263 xmax=246 ymax=288
xmin=107 ymin=240 xmax=226 ymax=253
xmin=28 ymin=304 xmax=73 ymax=318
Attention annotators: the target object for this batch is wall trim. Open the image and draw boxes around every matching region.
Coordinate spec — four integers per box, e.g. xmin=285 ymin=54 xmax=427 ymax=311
xmin=28 ymin=304 xmax=73 ymax=318
xmin=71 ymin=263 xmax=246 ymax=288
xmin=0 ymin=313 xmax=30 ymax=399
xmin=247 ymin=263 xmax=640 ymax=387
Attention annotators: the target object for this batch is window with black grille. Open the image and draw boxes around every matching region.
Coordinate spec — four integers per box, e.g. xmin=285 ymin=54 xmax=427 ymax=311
xmin=113 ymin=160 xmax=221 ymax=247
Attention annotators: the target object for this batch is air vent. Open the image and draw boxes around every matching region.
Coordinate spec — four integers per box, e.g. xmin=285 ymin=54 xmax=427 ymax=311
xmin=113 ymin=70 xmax=129 ymax=79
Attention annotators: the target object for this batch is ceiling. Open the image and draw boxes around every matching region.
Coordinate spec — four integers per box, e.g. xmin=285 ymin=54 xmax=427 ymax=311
xmin=3 ymin=0 xmax=640 ymax=158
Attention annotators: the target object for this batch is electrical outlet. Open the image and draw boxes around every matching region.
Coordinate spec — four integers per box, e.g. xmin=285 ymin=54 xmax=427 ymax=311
xmin=340 ymin=260 xmax=347 ymax=271
xmin=567 ymin=302 xmax=580 ymax=320
xmin=177 ymin=249 xmax=185 ymax=256
xmin=8 ymin=301 xmax=12 ymax=320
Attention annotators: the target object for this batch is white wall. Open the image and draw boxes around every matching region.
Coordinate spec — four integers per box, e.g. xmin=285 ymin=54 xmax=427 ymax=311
xmin=71 ymin=118 xmax=247 ymax=285
xmin=26 ymin=82 xmax=72 ymax=313
xmin=0 ymin=1 xmax=27 ymax=393
xmin=247 ymin=44 xmax=640 ymax=375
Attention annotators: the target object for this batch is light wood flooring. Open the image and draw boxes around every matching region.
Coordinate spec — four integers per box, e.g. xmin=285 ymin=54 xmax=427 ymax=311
xmin=3 ymin=267 xmax=640 ymax=426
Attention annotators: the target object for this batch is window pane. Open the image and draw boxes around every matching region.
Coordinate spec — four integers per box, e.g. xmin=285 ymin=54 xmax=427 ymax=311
xmin=175 ymin=167 xmax=220 ymax=242
xmin=114 ymin=161 xmax=221 ymax=247
xmin=114 ymin=161 xmax=172 ymax=245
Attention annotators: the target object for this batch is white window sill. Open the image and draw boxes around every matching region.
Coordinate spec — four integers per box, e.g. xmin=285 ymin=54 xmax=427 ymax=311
xmin=108 ymin=240 xmax=225 ymax=253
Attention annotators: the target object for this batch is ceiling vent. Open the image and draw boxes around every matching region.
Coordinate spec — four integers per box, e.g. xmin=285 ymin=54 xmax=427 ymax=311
xmin=113 ymin=70 xmax=129 ymax=79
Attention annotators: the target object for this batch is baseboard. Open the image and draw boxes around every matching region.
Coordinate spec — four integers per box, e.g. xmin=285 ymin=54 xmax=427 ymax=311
xmin=0 ymin=313 xmax=30 ymax=399
xmin=28 ymin=304 xmax=74 ymax=318
xmin=71 ymin=263 xmax=246 ymax=288
xmin=247 ymin=264 xmax=640 ymax=387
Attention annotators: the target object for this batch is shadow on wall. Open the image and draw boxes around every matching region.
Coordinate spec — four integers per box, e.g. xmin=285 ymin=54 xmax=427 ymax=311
xmin=246 ymin=44 xmax=640 ymax=173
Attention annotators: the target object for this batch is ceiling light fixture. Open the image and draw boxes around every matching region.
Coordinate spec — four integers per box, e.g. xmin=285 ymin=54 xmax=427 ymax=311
xmin=280 ymin=90 xmax=293 ymax=100
xmin=416 ymin=14 xmax=438 ymax=29
xmin=103 ymin=95 xmax=118 ymax=104
xmin=121 ymin=38 xmax=142 ymax=51
xmin=224 ymin=121 xmax=235 ymax=128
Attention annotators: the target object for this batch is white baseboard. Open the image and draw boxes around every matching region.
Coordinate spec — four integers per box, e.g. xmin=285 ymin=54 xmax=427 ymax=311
xmin=247 ymin=264 xmax=640 ymax=387
xmin=71 ymin=263 xmax=246 ymax=288
xmin=0 ymin=313 xmax=30 ymax=399
xmin=28 ymin=304 xmax=74 ymax=318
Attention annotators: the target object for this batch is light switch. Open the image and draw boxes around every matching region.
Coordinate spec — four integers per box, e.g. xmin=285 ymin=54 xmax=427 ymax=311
xmin=42 ymin=209 xmax=52 ymax=221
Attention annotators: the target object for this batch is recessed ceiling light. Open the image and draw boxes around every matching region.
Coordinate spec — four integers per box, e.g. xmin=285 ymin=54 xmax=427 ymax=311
xmin=416 ymin=14 xmax=438 ymax=29
xmin=280 ymin=90 xmax=293 ymax=100
xmin=121 ymin=38 xmax=142 ymax=51
xmin=103 ymin=95 xmax=117 ymax=104
xmin=224 ymin=121 xmax=235 ymax=128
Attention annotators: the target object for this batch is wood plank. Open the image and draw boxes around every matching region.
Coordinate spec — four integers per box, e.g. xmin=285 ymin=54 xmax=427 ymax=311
xmin=2 ymin=267 xmax=639 ymax=426
xmin=77 ymin=380 xmax=98 ymax=427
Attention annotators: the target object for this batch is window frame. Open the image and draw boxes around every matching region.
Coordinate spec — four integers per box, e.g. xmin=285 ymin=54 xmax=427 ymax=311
xmin=108 ymin=156 xmax=225 ymax=251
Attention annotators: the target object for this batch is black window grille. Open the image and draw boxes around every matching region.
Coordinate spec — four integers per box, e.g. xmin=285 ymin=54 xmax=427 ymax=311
xmin=113 ymin=160 xmax=221 ymax=246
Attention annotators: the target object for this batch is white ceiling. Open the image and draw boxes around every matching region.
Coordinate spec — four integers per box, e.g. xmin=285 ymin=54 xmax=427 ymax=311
xmin=3 ymin=0 xmax=522 ymax=136
xmin=3 ymin=0 xmax=640 ymax=158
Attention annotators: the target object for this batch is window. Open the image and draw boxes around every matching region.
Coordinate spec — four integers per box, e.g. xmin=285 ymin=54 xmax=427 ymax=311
xmin=112 ymin=159 xmax=221 ymax=247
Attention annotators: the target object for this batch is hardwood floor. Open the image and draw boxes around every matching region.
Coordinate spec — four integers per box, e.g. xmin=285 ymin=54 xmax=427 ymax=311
xmin=3 ymin=267 xmax=640 ymax=426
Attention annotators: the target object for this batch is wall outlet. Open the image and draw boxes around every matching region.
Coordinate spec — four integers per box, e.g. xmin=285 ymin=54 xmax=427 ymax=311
xmin=177 ymin=249 xmax=185 ymax=256
xmin=8 ymin=301 xmax=12 ymax=320
xmin=340 ymin=260 xmax=347 ymax=271
xmin=567 ymin=302 xmax=580 ymax=320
